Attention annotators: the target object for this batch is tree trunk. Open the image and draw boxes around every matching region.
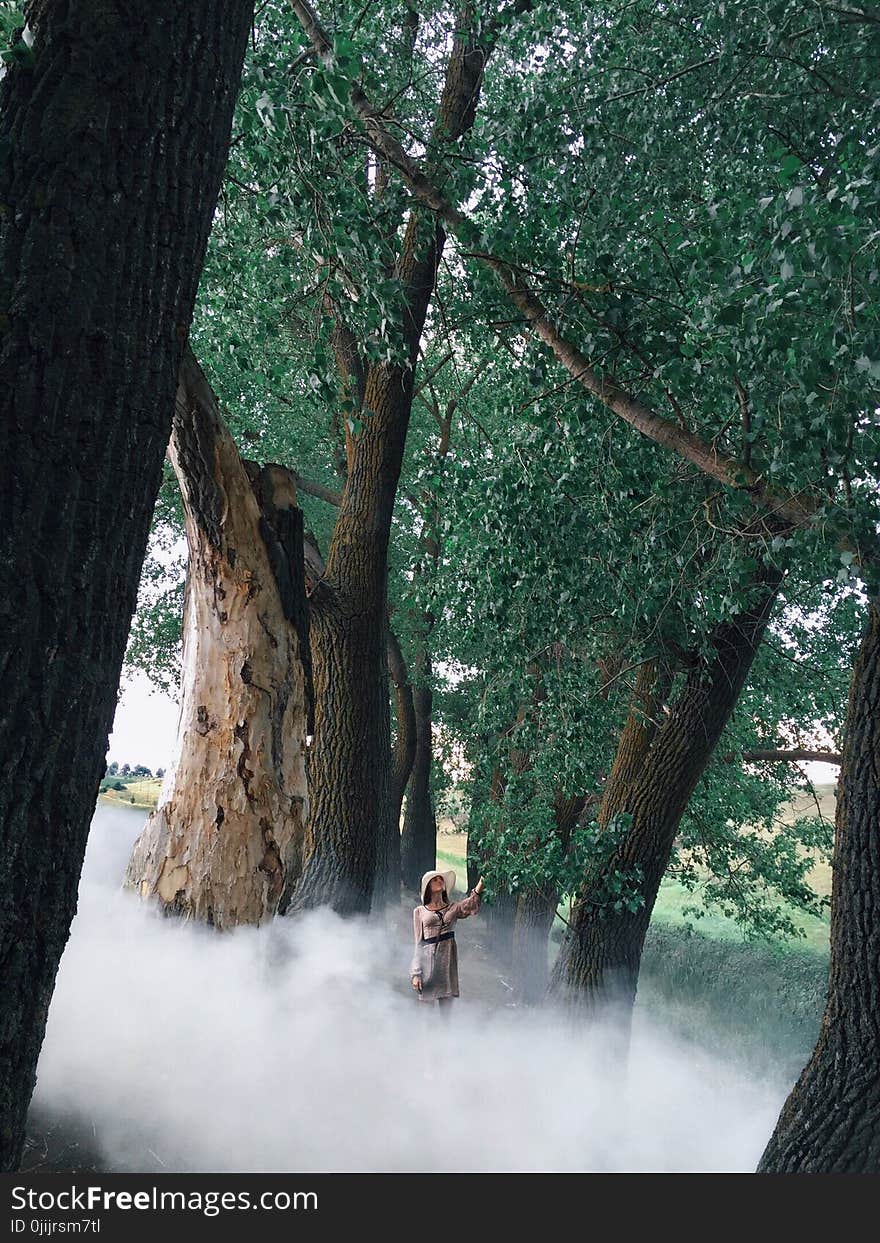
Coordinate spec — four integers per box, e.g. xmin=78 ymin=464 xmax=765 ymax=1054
xmin=124 ymin=352 xmax=311 ymax=928
xmin=549 ymin=578 xmax=782 ymax=1013
xmin=381 ymin=622 xmax=416 ymax=901
xmin=0 ymin=0 xmax=253 ymax=1171
xmin=597 ymin=661 xmax=671 ymax=829
xmin=289 ymin=364 xmax=434 ymax=915
xmin=400 ymin=647 xmax=437 ymax=892
xmin=512 ymin=884 xmax=559 ymax=1005
xmin=758 ymin=601 xmax=880 ymax=1172
xmin=287 ymin=5 xmax=494 ymax=915
xmin=511 ymin=793 xmax=586 ymax=1004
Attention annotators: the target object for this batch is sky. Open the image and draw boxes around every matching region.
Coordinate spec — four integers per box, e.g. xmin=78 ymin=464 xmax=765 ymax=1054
xmin=107 ymin=673 xmax=180 ymax=773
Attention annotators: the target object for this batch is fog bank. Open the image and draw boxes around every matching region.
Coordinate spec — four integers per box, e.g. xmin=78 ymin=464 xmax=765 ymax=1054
xmin=31 ymin=804 xmax=790 ymax=1172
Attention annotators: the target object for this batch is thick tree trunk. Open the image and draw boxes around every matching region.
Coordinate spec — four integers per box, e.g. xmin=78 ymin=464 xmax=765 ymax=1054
xmin=400 ymin=648 xmax=437 ymax=892
xmin=289 ymin=366 xmax=429 ymax=915
xmin=0 ymin=0 xmax=253 ymax=1171
xmin=287 ymin=5 xmax=493 ymax=915
xmin=549 ymin=578 xmax=781 ymax=1013
xmin=758 ymin=601 xmax=880 ymax=1172
xmin=124 ymin=353 xmax=311 ymax=928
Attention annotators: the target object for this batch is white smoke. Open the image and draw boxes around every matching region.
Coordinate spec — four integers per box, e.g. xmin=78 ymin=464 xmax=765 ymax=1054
xmin=30 ymin=804 xmax=791 ymax=1172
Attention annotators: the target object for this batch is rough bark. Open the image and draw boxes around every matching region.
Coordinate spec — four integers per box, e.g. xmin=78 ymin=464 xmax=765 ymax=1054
xmin=597 ymin=661 xmax=672 ymax=829
xmin=0 ymin=0 xmax=253 ymax=1171
xmin=758 ymin=601 xmax=880 ymax=1172
xmin=549 ymin=577 xmax=782 ymax=1013
xmin=400 ymin=646 xmax=437 ymax=891
xmin=288 ymin=364 xmax=433 ymax=915
xmin=288 ymin=6 xmax=493 ymax=915
xmin=124 ymin=352 xmax=311 ymax=928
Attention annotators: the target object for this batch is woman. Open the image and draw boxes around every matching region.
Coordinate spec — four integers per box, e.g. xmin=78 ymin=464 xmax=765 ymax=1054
xmin=410 ymin=869 xmax=484 ymax=1006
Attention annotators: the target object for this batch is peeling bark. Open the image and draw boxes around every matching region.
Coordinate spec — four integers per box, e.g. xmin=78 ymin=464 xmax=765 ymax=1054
xmin=125 ymin=352 xmax=310 ymax=928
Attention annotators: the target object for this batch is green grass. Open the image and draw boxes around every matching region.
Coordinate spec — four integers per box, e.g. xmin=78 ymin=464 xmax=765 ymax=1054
xmin=99 ymin=777 xmax=162 ymax=810
xmin=649 ymin=878 xmax=830 ymax=956
xmin=637 ymin=923 xmax=827 ymax=1080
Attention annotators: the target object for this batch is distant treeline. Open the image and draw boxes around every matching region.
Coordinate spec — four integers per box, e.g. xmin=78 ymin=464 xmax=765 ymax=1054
xmin=105 ymin=761 xmax=164 ymax=781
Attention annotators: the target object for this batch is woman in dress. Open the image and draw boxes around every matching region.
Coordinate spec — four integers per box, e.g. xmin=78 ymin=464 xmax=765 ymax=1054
xmin=410 ymin=869 xmax=484 ymax=1007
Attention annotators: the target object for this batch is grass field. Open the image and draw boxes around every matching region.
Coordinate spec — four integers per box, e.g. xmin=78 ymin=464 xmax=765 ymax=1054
xmin=99 ymin=777 xmax=163 ymax=811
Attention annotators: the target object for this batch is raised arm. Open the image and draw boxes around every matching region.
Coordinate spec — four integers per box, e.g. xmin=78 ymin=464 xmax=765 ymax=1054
xmin=448 ymin=877 xmax=484 ymax=920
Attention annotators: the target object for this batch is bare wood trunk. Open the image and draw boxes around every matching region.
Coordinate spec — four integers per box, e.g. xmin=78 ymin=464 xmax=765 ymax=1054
xmin=124 ymin=353 xmax=310 ymax=927
xmin=550 ymin=578 xmax=782 ymax=1013
xmin=0 ymin=0 xmax=254 ymax=1172
xmin=759 ymin=601 xmax=880 ymax=1172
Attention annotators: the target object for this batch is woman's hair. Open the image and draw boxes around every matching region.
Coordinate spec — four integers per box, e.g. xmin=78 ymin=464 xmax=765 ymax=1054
xmin=422 ymin=878 xmax=448 ymax=905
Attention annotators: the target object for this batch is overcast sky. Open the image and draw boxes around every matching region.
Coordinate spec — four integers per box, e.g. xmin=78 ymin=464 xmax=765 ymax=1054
xmin=107 ymin=672 xmax=180 ymax=772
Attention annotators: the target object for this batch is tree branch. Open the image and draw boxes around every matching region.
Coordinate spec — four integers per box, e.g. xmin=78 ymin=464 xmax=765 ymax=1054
xmin=294 ymin=475 xmax=342 ymax=507
xmin=287 ymin=0 xmax=829 ymax=539
xmin=738 ymin=748 xmax=841 ymax=766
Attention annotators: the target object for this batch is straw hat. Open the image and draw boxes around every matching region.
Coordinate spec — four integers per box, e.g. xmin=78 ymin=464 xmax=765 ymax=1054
xmin=420 ymin=868 xmax=456 ymax=905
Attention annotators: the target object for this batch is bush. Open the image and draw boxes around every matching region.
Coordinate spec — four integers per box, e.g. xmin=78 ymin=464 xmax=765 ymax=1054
xmin=637 ymin=923 xmax=828 ymax=1081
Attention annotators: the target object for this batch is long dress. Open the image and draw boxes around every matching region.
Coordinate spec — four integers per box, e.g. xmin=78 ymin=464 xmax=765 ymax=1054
xmin=410 ymin=891 xmax=482 ymax=1001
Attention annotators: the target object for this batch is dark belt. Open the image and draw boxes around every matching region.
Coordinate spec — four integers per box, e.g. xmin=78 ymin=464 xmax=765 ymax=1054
xmin=423 ymin=930 xmax=455 ymax=945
